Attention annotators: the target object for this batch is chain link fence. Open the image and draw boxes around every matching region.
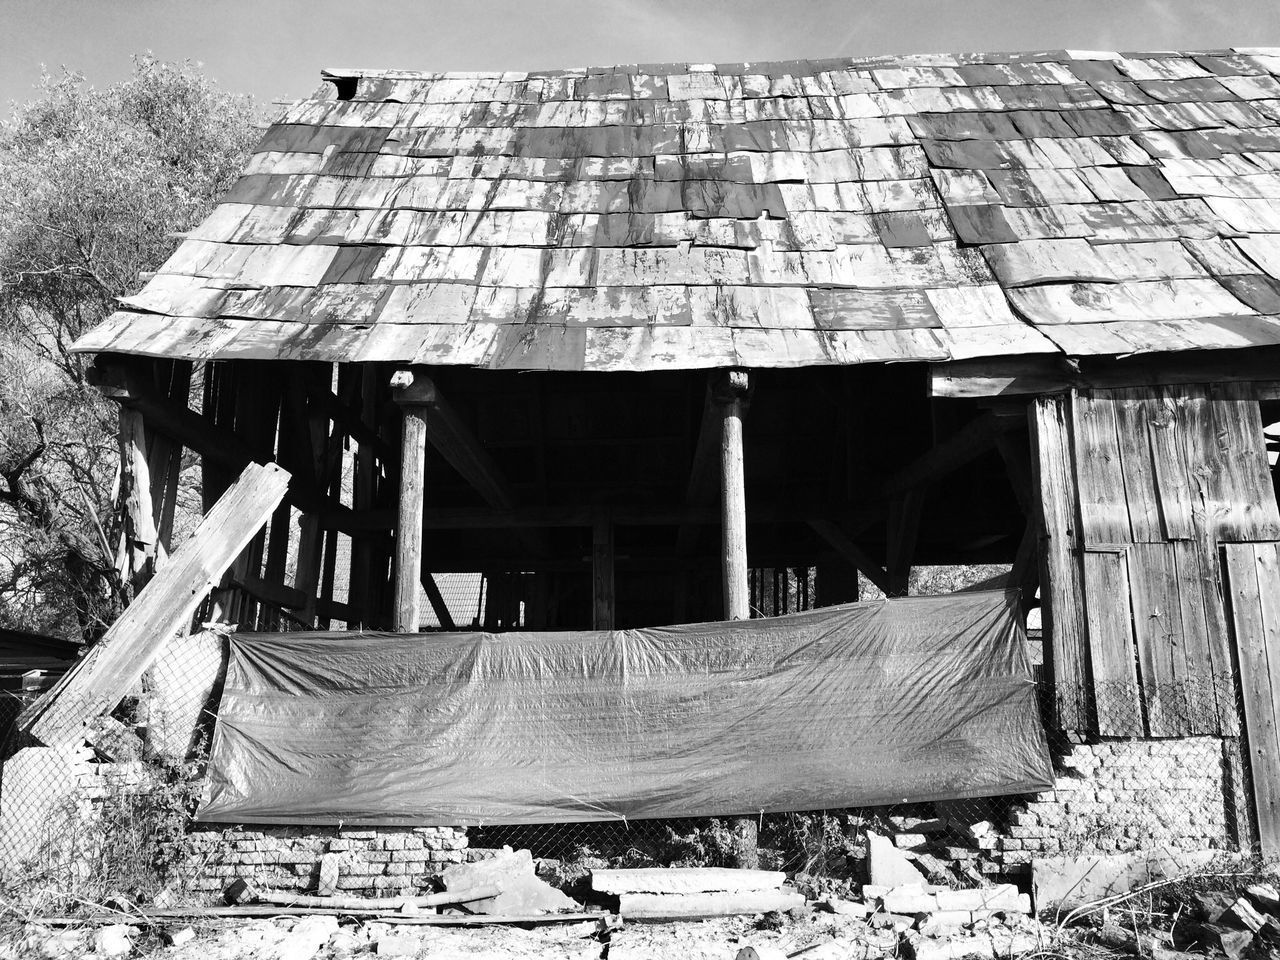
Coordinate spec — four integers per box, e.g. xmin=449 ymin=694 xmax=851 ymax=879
xmin=0 ymin=608 xmax=1256 ymax=901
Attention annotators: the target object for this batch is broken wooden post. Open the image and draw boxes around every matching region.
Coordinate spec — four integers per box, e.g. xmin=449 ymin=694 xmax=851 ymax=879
xmin=18 ymin=461 xmax=291 ymax=746
xmin=392 ymin=370 xmax=428 ymax=632
xmin=118 ymin=407 xmax=159 ymax=592
xmin=716 ymin=368 xmax=758 ymax=869
xmin=593 ymin=511 xmax=615 ymax=630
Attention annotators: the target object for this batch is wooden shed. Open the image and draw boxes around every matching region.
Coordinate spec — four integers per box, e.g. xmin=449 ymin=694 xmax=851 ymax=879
xmin=71 ymin=49 xmax=1280 ymax=853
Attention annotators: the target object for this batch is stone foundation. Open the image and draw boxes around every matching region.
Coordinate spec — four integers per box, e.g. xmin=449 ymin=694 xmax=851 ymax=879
xmin=180 ymin=826 xmax=479 ymax=896
xmin=174 ymin=738 xmax=1240 ymax=897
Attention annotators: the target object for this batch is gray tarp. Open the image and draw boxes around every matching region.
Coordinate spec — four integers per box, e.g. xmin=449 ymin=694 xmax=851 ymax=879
xmin=198 ymin=589 xmax=1052 ymax=825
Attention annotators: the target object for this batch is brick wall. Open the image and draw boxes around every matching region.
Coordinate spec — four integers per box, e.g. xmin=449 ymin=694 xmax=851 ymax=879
xmin=179 ymin=826 xmax=482 ymax=897
xmin=982 ymin=737 xmax=1233 ymax=874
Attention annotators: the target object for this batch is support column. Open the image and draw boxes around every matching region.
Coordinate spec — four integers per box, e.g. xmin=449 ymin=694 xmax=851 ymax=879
xmin=593 ymin=512 xmax=615 ymax=630
xmin=392 ymin=370 xmax=428 ymax=633
xmin=716 ymin=368 xmax=758 ymax=868
xmin=718 ymin=370 xmax=750 ymax=620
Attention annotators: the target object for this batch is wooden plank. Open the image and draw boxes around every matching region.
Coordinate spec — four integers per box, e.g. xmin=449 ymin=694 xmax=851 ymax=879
xmin=1072 ymin=391 xmax=1132 ymax=545
xmin=592 ymin=514 xmax=615 ymax=630
xmin=1112 ymin=389 xmax=1164 ymax=543
xmin=1208 ymin=383 xmax=1280 ymax=541
xmin=1224 ymin=542 xmax=1280 ymax=858
xmin=1171 ymin=539 xmax=1228 ymax=735
xmin=393 ymin=395 xmax=428 ymax=633
xmin=1029 ymin=396 xmax=1091 ymax=732
xmin=718 ymin=370 xmax=751 ymax=622
xmin=1146 ymin=390 xmax=1195 ymax=540
xmin=1082 ymin=548 xmax=1144 ymax=737
xmin=1126 ymin=542 xmax=1184 ymax=736
xmin=20 ymin=462 xmax=290 ymax=745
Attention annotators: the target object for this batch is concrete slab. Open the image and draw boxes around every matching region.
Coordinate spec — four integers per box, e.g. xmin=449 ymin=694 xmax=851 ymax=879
xmin=1032 ymin=848 xmax=1219 ymax=912
xmin=867 ymin=831 xmax=929 ymax=889
xmin=441 ymin=847 xmax=578 ymax=916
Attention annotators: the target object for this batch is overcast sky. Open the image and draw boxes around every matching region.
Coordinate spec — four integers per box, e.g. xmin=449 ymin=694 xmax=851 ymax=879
xmin=1 ymin=0 xmax=1277 ymax=106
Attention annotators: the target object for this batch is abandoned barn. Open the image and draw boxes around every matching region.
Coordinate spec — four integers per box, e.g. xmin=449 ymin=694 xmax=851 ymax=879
xmin=7 ymin=46 xmax=1280 ymax=895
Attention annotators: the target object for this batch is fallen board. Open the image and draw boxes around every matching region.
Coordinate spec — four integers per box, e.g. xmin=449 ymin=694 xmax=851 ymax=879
xmin=618 ymin=890 xmax=805 ymax=919
xmin=198 ymin=589 xmax=1052 ymax=824
xmin=592 ymin=868 xmax=785 ymax=896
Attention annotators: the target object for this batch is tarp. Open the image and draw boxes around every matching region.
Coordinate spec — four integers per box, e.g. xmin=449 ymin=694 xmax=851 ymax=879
xmin=198 ymin=589 xmax=1052 ymax=825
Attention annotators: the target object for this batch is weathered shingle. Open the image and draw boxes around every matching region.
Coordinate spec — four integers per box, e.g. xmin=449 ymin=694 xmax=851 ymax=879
xmin=74 ymin=49 xmax=1280 ymax=370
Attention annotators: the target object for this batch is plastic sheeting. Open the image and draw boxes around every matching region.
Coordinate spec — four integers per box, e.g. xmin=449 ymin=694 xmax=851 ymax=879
xmin=198 ymin=590 xmax=1052 ymax=825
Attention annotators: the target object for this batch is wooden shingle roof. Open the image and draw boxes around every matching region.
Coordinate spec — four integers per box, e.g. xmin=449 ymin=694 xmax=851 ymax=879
xmin=74 ymin=50 xmax=1280 ymax=371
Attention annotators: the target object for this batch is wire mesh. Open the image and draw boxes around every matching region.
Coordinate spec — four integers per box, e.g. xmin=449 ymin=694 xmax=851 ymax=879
xmin=0 ymin=666 xmax=1250 ymax=899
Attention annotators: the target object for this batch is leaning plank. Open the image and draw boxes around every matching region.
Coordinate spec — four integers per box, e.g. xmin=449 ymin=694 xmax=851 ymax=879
xmin=618 ymin=889 xmax=804 ymax=919
xmin=1224 ymin=542 xmax=1280 ymax=859
xmin=592 ymin=868 xmax=785 ymax=896
xmin=19 ymin=462 xmax=291 ymax=746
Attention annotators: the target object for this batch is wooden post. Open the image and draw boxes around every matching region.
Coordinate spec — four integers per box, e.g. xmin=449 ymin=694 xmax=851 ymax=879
xmin=118 ymin=407 xmax=158 ymax=593
xmin=717 ymin=370 xmax=750 ymax=621
xmin=593 ymin=512 xmax=615 ymax=630
xmin=393 ymin=370 xmax=428 ymax=633
xmin=716 ymin=369 xmax=758 ymax=868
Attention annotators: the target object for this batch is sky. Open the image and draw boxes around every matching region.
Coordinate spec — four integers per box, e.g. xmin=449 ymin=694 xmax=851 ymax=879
xmin=0 ymin=0 xmax=1277 ymax=107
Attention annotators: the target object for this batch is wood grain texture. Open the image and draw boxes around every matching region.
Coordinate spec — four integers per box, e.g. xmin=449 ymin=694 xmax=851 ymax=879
xmin=1029 ymin=395 xmax=1091 ymax=732
xmin=1072 ymin=391 xmax=1132 ymax=546
xmin=1224 ymin=542 xmax=1280 ymax=858
xmin=1082 ymin=548 xmax=1144 ymax=737
xmin=20 ymin=462 xmax=290 ymax=745
xmin=66 ymin=52 xmax=1280 ymax=371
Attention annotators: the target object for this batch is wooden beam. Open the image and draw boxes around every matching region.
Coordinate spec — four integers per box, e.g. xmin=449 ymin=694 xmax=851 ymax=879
xmin=931 ymin=350 xmax=1280 ymax=399
xmin=393 ymin=369 xmax=514 ymax=511
xmin=807 ymin=519 xmax=891 ymax=595
xmin=20 ymin=462 xmax=290 ymax=746
xmin=882 ymin=413 xmax=1021 ymax=496
xmin=91 ymin=361 xmax=369 ymax=535
xmin=393 ymin=378 xmax=429 ymax=633
xmin=593 ymin=512 xmax=615 ymax=630
xmin=420 ymin=572 xmax=456 ymax=631
xmin=885 ymin=490 xmax=924 ymax=596
xmin=233 ymin=573 xmax=355 ymax=625
xmin=322 ymin=502 xmax=887 ymax=533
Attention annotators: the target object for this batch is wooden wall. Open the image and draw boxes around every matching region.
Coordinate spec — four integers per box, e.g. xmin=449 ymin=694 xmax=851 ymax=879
xmin=1034 ymin=383 xmax=1280 ymax=740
